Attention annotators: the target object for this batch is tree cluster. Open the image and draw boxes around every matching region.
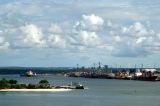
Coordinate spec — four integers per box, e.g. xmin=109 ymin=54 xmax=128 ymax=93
xmin=0 ymin=78 xmax=51 ymax=89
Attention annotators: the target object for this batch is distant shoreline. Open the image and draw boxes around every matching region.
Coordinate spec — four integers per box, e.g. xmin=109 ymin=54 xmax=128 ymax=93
xmin=0 ymin=89 xmax=72 ymax=92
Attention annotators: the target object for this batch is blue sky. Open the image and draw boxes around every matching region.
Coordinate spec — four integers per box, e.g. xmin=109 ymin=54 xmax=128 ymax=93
xmin=0 ymin=0 xmax=160 ymax=67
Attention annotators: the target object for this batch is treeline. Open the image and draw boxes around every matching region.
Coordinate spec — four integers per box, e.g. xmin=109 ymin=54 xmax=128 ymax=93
xmin=0 ymin=78 xmax=52 ymax=89
xmin=0 ymin=67 xmax=74 ymax=74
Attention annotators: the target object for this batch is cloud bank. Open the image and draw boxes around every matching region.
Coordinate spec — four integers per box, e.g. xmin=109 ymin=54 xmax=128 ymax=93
xmin=0 ymin=0 xmax=160 ymax=67
xmin=1 ymin=12 xmax=160 ymax=58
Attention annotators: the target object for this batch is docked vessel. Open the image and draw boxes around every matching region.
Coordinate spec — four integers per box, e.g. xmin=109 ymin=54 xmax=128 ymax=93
xmin=133 ymin=69 xmax=159 ymax=81
xmin=133 ymin=76 xmax=158 ymax=81
xmin=20 ymin=70 xmax=36 ymax=77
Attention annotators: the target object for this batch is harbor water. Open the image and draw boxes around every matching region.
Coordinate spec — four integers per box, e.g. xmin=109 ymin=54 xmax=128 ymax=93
xmin=0 ymin=75 xmax=160 ymax=106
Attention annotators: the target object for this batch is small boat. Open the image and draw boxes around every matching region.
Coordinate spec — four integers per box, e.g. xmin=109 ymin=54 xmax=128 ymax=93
xmin=124 ymin=75 xmax=133 ymax=80
xmin=69 ymin=82 xmax=84 ymax=89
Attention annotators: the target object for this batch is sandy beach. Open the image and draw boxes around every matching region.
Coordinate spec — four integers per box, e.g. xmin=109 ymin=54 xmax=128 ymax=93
xmin=0 ymin=89 xmax=72 ymax=92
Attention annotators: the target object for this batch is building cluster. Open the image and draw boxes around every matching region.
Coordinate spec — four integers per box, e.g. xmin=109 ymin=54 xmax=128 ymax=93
xmin=65 ymin=67 xmax=160 ymax=81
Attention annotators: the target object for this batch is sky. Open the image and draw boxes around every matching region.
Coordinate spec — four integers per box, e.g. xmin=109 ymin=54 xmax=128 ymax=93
xmin=0 ymin=0 xmax=160 ymax=68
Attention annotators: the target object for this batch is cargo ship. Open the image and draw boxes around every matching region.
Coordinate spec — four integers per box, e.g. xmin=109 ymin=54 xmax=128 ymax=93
xmin=20 ymin=70 xmax=36 ymax=77
xmin=133 ymin=76 xmax=158 ymax=81
xmin=133 ymin=70 xmax=159 ymax=81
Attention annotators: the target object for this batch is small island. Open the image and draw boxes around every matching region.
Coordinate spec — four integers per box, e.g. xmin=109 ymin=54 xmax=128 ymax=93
xmin=0 ymin=78 xmax=84 ymax=92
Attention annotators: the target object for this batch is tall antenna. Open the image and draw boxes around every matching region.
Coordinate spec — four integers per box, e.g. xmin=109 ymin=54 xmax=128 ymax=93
xmin=141 ymin=64 xmax=143 ymax=69
xmin=93 ymin=63 xmax=96 ymax=69
xmin=77 ymin=64 xmax=79 ymax=70
xmin=98 ymin=62 xmax=101 ymax=69
xmin=119 ymin=65 xmax=121 ymax=68
xmin=134 ymin=64 xmax=137 ymax=69
xmin=154 ymin=64 xmax=156 ymax=68
xmin=116 ymin=64 xmax=118 ymax=71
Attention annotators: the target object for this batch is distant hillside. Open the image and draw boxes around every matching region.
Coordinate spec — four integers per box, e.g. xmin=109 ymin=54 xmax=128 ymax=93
xmin=0 ymin=67 xmax=74 ymax=74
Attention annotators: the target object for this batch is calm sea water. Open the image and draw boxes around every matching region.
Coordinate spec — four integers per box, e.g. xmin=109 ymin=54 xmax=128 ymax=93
xmin=0 ymin=75 xmax=160 ymax=106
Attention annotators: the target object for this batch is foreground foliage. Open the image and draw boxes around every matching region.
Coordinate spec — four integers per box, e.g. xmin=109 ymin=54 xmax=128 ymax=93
xmin=0 ymin=78 xmax=52 ymax=89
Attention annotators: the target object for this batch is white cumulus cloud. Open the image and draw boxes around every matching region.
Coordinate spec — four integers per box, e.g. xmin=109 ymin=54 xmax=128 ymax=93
xmin=75 ymin=14 xmax=104 ymax=31
xmin=75 ymin=30 xmax=101 ymax=47
xmin=48 ymin=34 xmax=67 ymax=48
xmin=20 ymin=24 xmax=47 ymax=48
xmin=109 ymin=21 xmax=160 ymax=57
xmin=0 ymin=36 xmax=10 ymax=50
xmin=49 ymin=24 xmax=62 ymax=34
xmin=82 ymin=14 xmax=104 ymax=26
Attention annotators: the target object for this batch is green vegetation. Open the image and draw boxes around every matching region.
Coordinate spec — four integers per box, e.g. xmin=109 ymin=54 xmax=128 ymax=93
xmin=39 ymin=79 xmax=49 ymax=84
xmin=0 ymin=78 xmax=52 ymax=89
xmin=8 ymin=79 xmax=17 ymax=84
